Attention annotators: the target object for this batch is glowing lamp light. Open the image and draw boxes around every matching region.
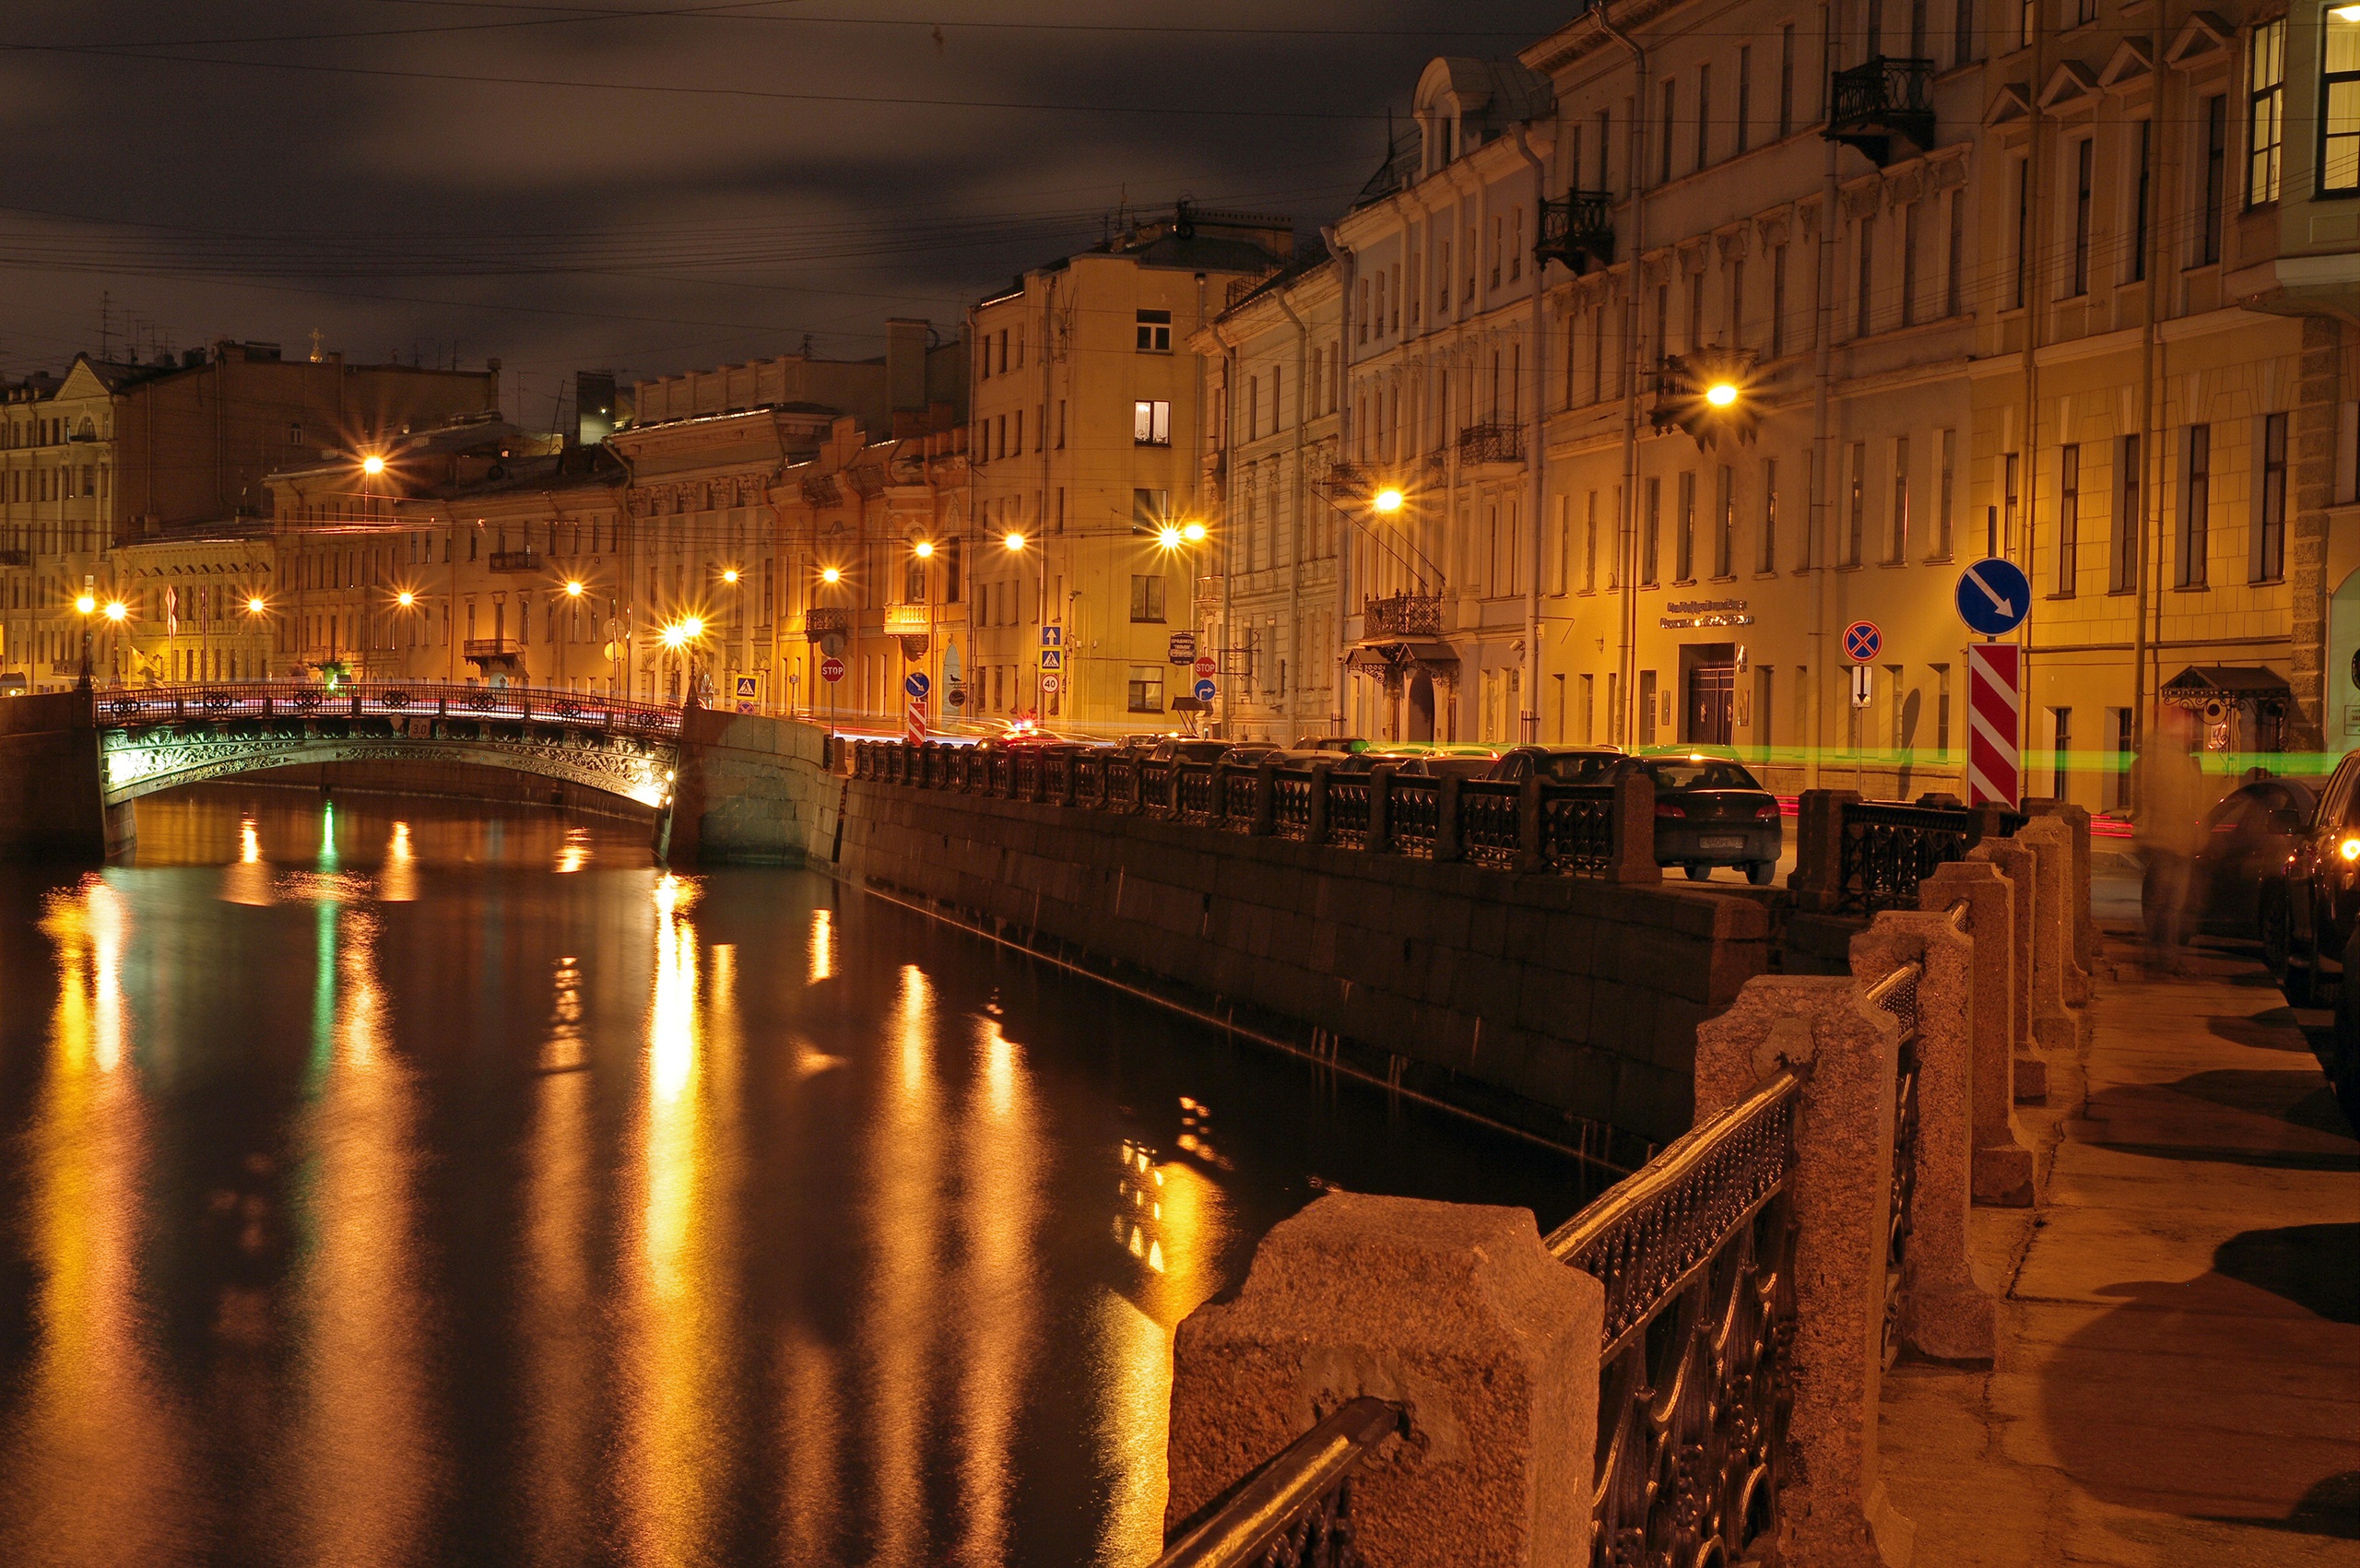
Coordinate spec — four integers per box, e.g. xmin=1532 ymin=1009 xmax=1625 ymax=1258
xmin=563 ymin=580 xmax=585 ymax=598
xmin=1705 ymin=382 xmax=1740 ymax=407
xmin=659 ymin=616 xmax=707 ymax=651
xmin=1181 ymin=521 xmax=1207 ymax=542
xmin=395 ymin=590 xmax=416 ymax=607
xmin=722 ymin=567 xmax=740 ymax=584
xmin=913 ymin=540 xmax=935 ymax=560
xmin=1372 ymin=487 xmax=1405 ymax=514
xmin=1003 ymin=532 xmax=1026 ymax=551
xmin=360 ymin=454 xmax=386 ymax=476
xmin=246 ymin=595 xmax=266 ymax=615
xmin=820 ymin=566 xmax=842 ymax=584
xmin=1157 ymin=525 xmax=1183 ymax=548
xmin=103 ymin=600 xmax=128 ymax=622
xmin=2342 ymin=837 xmax=2360 ymax=864
xmin=2336 ymin=4 xmax=2360 ymax=19
xmin=76 ymin=594 xmax=97 ymax=615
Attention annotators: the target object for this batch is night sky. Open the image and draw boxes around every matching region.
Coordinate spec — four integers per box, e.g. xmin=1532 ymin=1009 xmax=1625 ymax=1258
xmin=1 ymin=2 xmax=1570 ymax=426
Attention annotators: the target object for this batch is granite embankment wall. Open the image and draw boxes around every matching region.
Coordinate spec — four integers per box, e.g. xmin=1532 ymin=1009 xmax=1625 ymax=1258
xmin=825 ymin=772 xmax=1770 ymax=1150
xmin=0 ymin=690 xmax=117 ymax=858
xmin=236 ymin=759 xmax=658 ymax=821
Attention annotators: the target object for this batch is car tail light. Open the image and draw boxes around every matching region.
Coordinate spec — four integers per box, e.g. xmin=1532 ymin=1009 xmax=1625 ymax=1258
xmin=1754 ymin=803 xmax=1780 ymax=821
xmin=1656 ymin=801 xmax=1686 ymax=819
xmin=2342 ymin=837 xmax=2360 ymax=864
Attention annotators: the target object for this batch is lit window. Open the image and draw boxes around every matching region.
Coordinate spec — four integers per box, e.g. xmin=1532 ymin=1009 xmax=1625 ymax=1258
xmin=2327 ymin=6 xmax=2360 ymax=195
xmin=2248 ymin=18 xmax=2284 ymax=206
xmin=1133 ymin=399 xmax=1172 ymax=446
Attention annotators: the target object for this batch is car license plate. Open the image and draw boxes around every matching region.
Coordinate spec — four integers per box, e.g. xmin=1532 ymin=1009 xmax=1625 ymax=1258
xmin=1700 ymin=835 xmax=1745 ymax=851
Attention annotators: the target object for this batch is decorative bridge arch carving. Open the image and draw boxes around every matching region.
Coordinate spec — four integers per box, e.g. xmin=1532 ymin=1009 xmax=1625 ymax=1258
xmin=93 ymin=683 xmax=682 ymax=808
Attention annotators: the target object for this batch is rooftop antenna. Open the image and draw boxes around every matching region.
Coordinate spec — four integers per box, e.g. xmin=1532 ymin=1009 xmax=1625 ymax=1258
xmin=99 ymin=292 xmax=112 ymax=362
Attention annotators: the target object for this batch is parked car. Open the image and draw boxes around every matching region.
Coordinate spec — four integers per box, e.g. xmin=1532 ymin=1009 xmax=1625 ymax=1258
xmin=1363 ymin=744 xmax=1505 ymax=782
xmin=2144 ymin=775 xmax=2314 ymax=947
xmin=1483 ymin=745 xmax=1625 ymax=785
xmin=1293 ymin=736 xmax=1370 ymax=755
xmin=1615 ymin=752 xmax=1784 ymax=884
xmin=1145 ymin=737 xmax=1284 ymax=766
xmin=2270 ymin=749 xmax=2360 ymax=1005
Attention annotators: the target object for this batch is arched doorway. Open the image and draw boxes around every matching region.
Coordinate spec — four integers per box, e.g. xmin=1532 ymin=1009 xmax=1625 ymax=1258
xmin=1408 ymin=673 xmax=1436 ymax=742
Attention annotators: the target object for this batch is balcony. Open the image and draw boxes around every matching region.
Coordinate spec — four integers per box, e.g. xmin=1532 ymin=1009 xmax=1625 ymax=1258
xmin=0 ymin=548 xmax=27 ymax=567
xmin=1825 ymin=57 xmax=1935 ymax=167
xmin=1456 ymin=419 xmax=1525 ymax=467
xmin=804 ymin=607 xmax=851 ymax=642
xmin=1535 ymin=191 xmax=1617 ymax=276
xmin=1363 ymin=593 xmax=1442 ymax=640
xmin=488 ymin=549 xmax=541 ymax=573
xmin=463 ymin=637 xmax=525 ymax=662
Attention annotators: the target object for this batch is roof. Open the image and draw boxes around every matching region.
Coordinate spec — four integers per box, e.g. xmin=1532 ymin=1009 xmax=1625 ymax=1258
xmin=2160 ymin=666 xmax=2292 ymax=698
xmin=1217 ymin=240 xmax=1335 ymax=321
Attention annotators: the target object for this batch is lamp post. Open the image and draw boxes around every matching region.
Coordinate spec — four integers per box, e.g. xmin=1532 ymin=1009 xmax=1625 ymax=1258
xmin=244 ymin=595 xmax=268 ymax=685
xmin=561 ymin=578 xmax=586 ymax=692
xmin=659 ymin=615 xmax=707 ymax=708
xmin=1153 ymin=519 xmax=1209 ymax=734
xmin=101 ymin=597 xmax=128 ymax=689
xmin=75 ymin=592 xmax=96 ymax=690
xmin=909 ymin=539 xmax=936 ymax=738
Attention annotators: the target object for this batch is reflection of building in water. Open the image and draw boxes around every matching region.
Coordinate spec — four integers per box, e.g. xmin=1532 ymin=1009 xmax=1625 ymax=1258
xmin=1114 ymin=1141 xmax=1168 ymax=1276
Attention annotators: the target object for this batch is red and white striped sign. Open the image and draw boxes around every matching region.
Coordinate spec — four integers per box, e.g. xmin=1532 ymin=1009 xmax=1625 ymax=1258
xmin=1965 ymin=643 xmax=2020 ymax=807
xmin=905 ymin=693 xmax=929 ymax=744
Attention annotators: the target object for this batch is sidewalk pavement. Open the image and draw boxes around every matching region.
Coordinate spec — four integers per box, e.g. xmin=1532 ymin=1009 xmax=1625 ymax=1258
xmin=1879 ymin=932 xmax=2360 ymax=1565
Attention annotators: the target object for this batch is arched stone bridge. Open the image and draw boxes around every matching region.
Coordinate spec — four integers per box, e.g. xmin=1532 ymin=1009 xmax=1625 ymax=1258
xmin=93 ymin=682 xmax=681 ymax=808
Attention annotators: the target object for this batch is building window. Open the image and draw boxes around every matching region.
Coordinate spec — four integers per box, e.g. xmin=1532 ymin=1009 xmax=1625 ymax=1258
xmin=1759 ymin=456 xmax=1779 ymax=572
xmin=2130 ymin=120 xmax=2153 ymax=282
xmin=2329 ymin=6 xmax=2360 ymax=194
xmin=2113 ymin=432 xmax=2142 ymax=592
xmin=2248 ymin=18 xmax=2284 ymax=206
xmin=1676 ymin=471 xmax=1697 ymax=582
xmin=1737 ymin=46 xmax=1752 ymax=154
xmin=1772 ymin=244 xmax=1788 ymax=358
xmin=1133 ymin=399 xmax=1172 ymax=446
xmin=2254 ymin=411 xmax=2287 ymax=582
xmin=2201 ymin=95 xmax=2227 ymax=264
xmin=1660 ymin=77 xmax=1678 ymax=184
xmin=2012 ymin=156 xmax=2030 ymax=308
xmin=1585 ymin=489 xmax=1600 ymax=590
xmin=2070 ymin=137 xmax=2094 ymax=296
xmin=1715 ymin=464 xmax=1735 ymax=577
xmin=2048 ymin=707 xmax=2071 ymax=801
xmin=2109 ymin=708 xmax=2133 ymax=808
xmin=1127 ymin=665 xmax=1164 ymax=712
xmin=1136 ymin=310 xmax=1173 ymax=352
xmin=2017 ymin=0 xmax=2035 ymax=49
xmin=1857 ymin=217 xmax=1875 ymax=338
xmin=1779 ymin=24 xmax=1796 ymax=137
xmin=1643 ymin=477 xmax=1662 ymax=584
xmin=1695 ymin=64 xmax=1712 ymax=171
xmin=1129 ymin=574 xmax=1167 ymax=623
xmin=2178 ymin=423 xmax=2211 ymax=587
xmin=1935 ymin=429 xmax=1955 ymax=558
xmin=2001 ymin=452 xmax=2020 ymax=557
xmin=2056 ymin=442 xmax=2080 ymax=596
xmin=1846 ymin=442 xmax=1867 ymax=565
xmin=1934 ymin=664 xmax=1953 ymax=758
xmin=1132 ymin=488 xmax=1167 ymax=528
xmin=1889 ymin=435 xmax=1911 ymax=563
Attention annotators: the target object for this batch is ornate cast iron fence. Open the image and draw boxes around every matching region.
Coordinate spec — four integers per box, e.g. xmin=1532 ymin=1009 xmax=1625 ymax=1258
xmin=93 ymin=680 xmax=681 ymax=737
xmin=1546 ymin=1071 xmax=1802 ymax=1568
xmin=1458 ymin=779 xmax=1521 ymax=868
xmin=1148 ymin=1397 xmax=1405 ymax=1568
xmin=1327 ymin=775 xmax=1371 ymax=848
xmin=1362 ymin=593 xmax=1442 ymax=640
xmin=1540 ymin=786 xmax=1617 ymax=874
xmin=1177 ymin=761 xmax=1217 ymax=823
xmin=1388 ymin=776 xmax=1438 ymax=858
xmin=1835 ymin=800 xmax=2019 ymax=915
xmin=1864 ymin=958 xmax=1923 ymax=1371
xmin=1273 ymin=768 xmax=1314 ymax=840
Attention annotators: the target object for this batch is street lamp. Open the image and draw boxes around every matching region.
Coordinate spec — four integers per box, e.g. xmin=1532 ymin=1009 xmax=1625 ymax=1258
xmin=360 ymin=454 xmax=386 ymax=477
xmin=74 ymin=593 xmax=96 ymax=688
xmin=1372 ymin=486 xmax=1405 ymax=515
xmin=660 ymin=615 xmax=707 ymax=704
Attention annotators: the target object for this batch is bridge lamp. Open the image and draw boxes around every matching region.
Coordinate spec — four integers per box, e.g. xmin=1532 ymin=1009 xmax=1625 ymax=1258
xmin=76 ymin=593 xmax=97 ymax=616
xmin=360 ymin=454 xmax=386 ymax=477
xmin=1371 ymin=486 xmax=1405 ymax=515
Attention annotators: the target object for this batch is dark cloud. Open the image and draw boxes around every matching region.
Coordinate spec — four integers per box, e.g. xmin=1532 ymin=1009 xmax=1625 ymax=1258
xmin=0 ymin=1 xmax=1567 ymax=419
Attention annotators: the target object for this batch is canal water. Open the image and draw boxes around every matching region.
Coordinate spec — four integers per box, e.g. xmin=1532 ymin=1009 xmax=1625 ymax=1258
xmin=0 ymin=785 xmax=1594 ymax=1568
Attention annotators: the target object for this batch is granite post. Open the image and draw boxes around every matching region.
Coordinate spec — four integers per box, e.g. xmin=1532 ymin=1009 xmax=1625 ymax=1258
xmin=1967 ymin=836 xmax=2048 ymax=1102
xmin=1695 ymin=976 xmax=1917 ymax=1568
xmin=1850 ymin=913 xmax=1999 ymax=1363
xmin=1788 ymin=788 xmax=1862 ymax=912
xmin=2024 ymin=798 xmax=2096 ymax=974
xmin=1164 ymin=1193 xmax=1600 ymax=1568
xmin=2013 ymin=819 xmax=2088 ymax=1045
xmin=1608 ymin=769 xmax=1661 ymax=885
xmin=1920 ymin=860 xmax=2036 ymax=1207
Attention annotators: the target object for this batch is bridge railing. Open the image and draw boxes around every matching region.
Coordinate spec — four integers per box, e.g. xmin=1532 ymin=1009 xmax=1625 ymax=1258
xmin=93 ymin=680 xmax=683 ymax=737
xmin=1788 ymin=788 xmax=2024 ymax=917
xmin=848 ymin=741 xmax=1659 ymax=883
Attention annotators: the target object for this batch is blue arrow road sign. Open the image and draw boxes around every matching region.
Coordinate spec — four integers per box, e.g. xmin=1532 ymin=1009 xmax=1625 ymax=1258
xmin=1955 ymin=558 xmax=2030 ymax=637
xmin=903 ymin=671 xmax=930 ymax=699
xmin=1040 ymin=624 xmax=1063 ymax=648
xmin=1193 ymin=678 xmax=1217 ymax=701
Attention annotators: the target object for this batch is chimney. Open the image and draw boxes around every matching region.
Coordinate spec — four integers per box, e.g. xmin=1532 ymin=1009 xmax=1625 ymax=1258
xmin=884 ymin=318 xmax=928 ymax=415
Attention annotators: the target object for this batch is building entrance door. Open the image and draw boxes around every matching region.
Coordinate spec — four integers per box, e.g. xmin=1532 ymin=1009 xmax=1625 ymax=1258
xmin=1681 ymin=643 xmax=1737 ymax=746
xmin=1408 ymin=673 xmax=1436 ymax=741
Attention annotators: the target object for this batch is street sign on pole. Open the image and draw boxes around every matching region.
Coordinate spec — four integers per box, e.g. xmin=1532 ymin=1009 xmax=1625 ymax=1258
xmin=903 ymin=671 xmax=930 ymax=700
xmin=1955 ymin=558 xmax=2031 ymax=638
xmin=1040 ymin=624 xmax=1063 ymax=649
xmin=819 ymin=655 xmax=844 ymax=683
xmin=1039 ymin=647 xmax=1063 ymax=672
xmin=1850 ymin=665 xmax=1872 ymax=707
xmin=1193 ymin=677 xmax=1217 ymax=702
xmin=1842 ymin=620 xmax=1882 ymax=664
xmin=1965 ymin=644 xmax=2022 ymax=806
xmin=1192 ymin=654 xmax=1216 ymax=680
xmin=1042 ymin=674 xmax=1060 ymax=696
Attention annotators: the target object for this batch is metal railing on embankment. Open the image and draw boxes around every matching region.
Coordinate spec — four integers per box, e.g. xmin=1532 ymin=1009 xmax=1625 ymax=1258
xmin=849 ymin=739 xmax=1652 ymax=879
xmin=91 ymin=680 xmax=683 ymax=738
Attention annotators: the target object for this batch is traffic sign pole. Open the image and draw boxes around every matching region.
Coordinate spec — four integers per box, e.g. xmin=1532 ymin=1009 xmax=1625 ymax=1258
xmin=1965 ymin=644 xmax=2022 ymax=807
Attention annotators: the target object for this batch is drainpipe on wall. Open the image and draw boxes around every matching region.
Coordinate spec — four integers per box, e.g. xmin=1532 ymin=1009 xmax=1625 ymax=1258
xmin=1511 ymin=122 xmax=1551 ymax=743
xmin=1323 ymin=224 xmax=1356 ymax=737
xmin=2131 ymin=0 xmax=2175 ymax=795
xmin=1276 ymin=287 xmax=1314 ymax=743
xmin=1809 ymin=0 xmax=1839 ymax=788
xmin=1592 ymin=1 xmax=1646 ymax=749
xmin=2018 ymin=19 xmax=2048 ymax=763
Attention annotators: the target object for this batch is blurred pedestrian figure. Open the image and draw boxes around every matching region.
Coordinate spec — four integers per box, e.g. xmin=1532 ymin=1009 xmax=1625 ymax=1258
xmin=2133 ymin=706 xmax=2208 ymax=966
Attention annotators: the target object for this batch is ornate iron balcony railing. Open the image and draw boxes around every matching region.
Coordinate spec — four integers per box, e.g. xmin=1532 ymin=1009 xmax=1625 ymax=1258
xmin=1826 ymin=56 xmax=1936 ymax=166
xmin=464 ymin=637 xmax=525 ymax=659
xmin=803 ymin=607 xmax=851 ymax=641
xmin=1535 ymin=190 xmax=1617 ymax=276
xmin=487 ymin=549 xmax=541 ymax=573
xmin=1456 ymin=419 xmax=1524 ymax=466
xmin=1362 ymin=592 xmax=1441 ymax=640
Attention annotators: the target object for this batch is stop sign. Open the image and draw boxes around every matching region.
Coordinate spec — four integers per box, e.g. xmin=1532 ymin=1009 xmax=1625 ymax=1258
xmin=819 ymin=655 xmax=845 ymax=683
xmin=1192 ymin=654 xmax=1216 ymax=679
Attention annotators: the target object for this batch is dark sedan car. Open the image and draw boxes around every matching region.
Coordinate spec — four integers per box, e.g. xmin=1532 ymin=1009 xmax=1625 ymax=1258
xmin=2270 ymin=750 xmax=2360 ymax=1006
xmin=1483 ymin=745 xmax=1625 ymax=785
xmin=2143 ymin=775 xmax=2314 ymax=948
xmin=1618 ymin=753 xmax=1784 ymax=884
